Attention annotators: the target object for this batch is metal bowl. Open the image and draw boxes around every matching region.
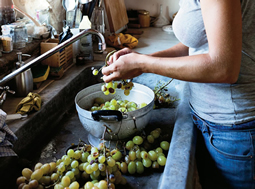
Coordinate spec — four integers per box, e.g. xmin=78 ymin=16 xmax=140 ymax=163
xmin=75 ymin=82 xmax=155 ymax=140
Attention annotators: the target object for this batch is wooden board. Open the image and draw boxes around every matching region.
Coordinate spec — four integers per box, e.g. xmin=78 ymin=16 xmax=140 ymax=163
xmin=103 ymin=0 xmax=129 ymax=33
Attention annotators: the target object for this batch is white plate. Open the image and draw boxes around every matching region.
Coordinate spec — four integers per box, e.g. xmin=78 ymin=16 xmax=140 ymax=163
xmin=162 ymin=25 xmax=174 ymax=34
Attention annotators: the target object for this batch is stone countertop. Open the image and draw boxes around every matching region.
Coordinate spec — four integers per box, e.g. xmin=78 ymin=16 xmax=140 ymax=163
xmin=0 ymin=27 xmax=197 ymax=189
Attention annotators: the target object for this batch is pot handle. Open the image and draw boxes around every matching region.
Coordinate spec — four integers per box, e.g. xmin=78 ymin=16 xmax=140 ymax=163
xmin=92 ymin=110 xmax=123 ymax=121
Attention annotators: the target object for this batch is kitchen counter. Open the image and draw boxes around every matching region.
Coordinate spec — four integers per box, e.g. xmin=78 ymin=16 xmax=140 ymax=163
xmin=0 ymin=27 xmax=198 ymax=189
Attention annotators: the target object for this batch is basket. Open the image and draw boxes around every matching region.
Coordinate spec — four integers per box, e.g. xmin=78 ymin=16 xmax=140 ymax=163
xmin=40 ymin=38 xmax=73 ymax=69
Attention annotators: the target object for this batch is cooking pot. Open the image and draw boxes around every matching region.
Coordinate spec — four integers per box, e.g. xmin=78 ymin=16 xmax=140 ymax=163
xmin=75 ymin=82 xmax=155 ymax=140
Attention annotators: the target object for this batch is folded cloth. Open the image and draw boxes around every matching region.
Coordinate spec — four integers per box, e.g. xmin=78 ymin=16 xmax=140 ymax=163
xmin=106 ymin=33 xmax=138 ymax=49
xmin=0 ymin=109 xmax=17 ymax=157
xmin=16 ymin=92 xmax=42 ymax=115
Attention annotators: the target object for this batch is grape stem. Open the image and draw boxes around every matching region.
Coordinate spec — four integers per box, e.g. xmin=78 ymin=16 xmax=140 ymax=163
xmin=155 ymin=79 xmax=174 ymax=95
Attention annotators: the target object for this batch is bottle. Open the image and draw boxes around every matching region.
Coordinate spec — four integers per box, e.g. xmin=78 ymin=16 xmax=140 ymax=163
xmin=15 ymin=52 xmax=33 ymax=97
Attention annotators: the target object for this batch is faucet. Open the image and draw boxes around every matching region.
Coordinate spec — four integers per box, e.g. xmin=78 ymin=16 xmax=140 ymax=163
xmin=0 ymin=86 xmax=15 ymax=106
xmin=0 ymin=29 xmax=106 ymax=104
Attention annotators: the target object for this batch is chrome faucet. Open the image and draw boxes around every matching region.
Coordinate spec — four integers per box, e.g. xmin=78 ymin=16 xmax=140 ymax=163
xmin=0 ymin=29 xmax=106 ymax=104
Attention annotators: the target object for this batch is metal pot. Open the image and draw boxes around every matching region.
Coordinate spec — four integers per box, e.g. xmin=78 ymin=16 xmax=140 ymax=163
xmin=75 ymin=83 xmax=155 ymax=140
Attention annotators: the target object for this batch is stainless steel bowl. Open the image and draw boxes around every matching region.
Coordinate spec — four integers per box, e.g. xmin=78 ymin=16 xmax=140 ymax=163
xmin=75 ymin=82 xmax=155 ymax=140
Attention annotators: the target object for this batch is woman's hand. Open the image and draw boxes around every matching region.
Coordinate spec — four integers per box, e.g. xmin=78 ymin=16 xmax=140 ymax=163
xmin=102 ymin=49 xmax=143 ymax=83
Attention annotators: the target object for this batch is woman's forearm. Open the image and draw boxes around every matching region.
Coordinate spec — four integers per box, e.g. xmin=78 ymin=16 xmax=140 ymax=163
xmin=149 ymin=42 xmax=189 ymax=57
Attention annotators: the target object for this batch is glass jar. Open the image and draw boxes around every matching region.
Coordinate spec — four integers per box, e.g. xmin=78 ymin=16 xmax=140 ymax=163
xmin=138 ymin=10 xmax=150 ymax=28
xmin=1 ymin=33 xmax=13 ymax=53
xmin=13 ymin=24 xmax=27 ymax=49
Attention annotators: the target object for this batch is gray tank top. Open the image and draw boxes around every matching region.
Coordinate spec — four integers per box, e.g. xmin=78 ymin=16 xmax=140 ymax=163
xmin=173 ymin=0 xmax=255 ymax=125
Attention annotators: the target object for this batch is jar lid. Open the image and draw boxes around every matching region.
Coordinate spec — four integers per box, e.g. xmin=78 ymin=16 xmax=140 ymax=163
xmin=138 ymin=10 xmax=149 ymax=15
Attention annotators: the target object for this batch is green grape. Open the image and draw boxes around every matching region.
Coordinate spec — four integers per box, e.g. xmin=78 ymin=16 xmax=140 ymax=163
xmin=65 ymin=171 xmax=75 ymax=180
xmin=120 ymin=162 xmax=128 ymax=174
xmin=147 ymin=135 xmax=155 ymax=144
xmin=67 ymin=149 xmax=75 ymax=158
xmin=104 ymin=101 xmax=110 ymax=107
xmin=98 ymin=155 xmax=106 ymax=163
xmin=133 ymin=136 xmax=143 ymax=145
xmin=152 ymin=161 xmax=160 ymax=169
xmin=109 ymin=174 xmax=116 ymax=183
xmin=118 ymin=107 xmax=127 ymax=113
xmin=105 ymin=81 xmax=113 ymax=88
xmin=150 ymin=129 xmax=160 ymax=139
xmin=101 ymin=85 xmax=107 ymax=92
xmin=22 ymin=168 xmax=32 ymax=180
xmin=155 ymin=147 xmax=163 ymax=154
xmin=83 ymin=162 xmax=90 ymax=171
xmin=148 ymin=150 xmax=158 ymax=161
xmin=128 ymin=161 xmax=136 ymax=174
xmin=84 ymin=181 xmax=94 ymax=189
xmin=49 ymin=162 xmax=56 ymax=173
xmin=107 ymin=157 xmax=116 ymax=167
xmin=74 ymin=150 xmax=82 ymax=159
xmin=109 ymin=105 xmax=116 ymax=110
xmin=81 ymin=152 xmax=90 ymax=163
xmin=34 ymin=163 xmax=43 ymax=170
xmin=160 ymin=141 xmax=170 ymax=151
xmin=129 ymin=150 xmax=136 ymax=161
xmin=108 ymin=182 xmax=116 ymax=189
xmin=92 ymin=69 xmax=99 ymax=76
xmin=104 ymin=90 xmax=110 ymax=95
xmin=136 ymin=149 xmax=141 ymax=160
xmin=98 ymin=180 xmax=108 ymax=189
xmin=111 ymin=150 xmax=122 ymax=161
xmin=140 ymin=102 xmax=147 ymax=108
xmin=56 ymin=159 xmax=62 ymax=166
xmin=136 ymin=161 xmax=144 ymax=174
xmin=142 ymin=158 xmax=152 ymax=168
xmin=61 ymin=155 xmax=67 ymax=160
xmin=98 ymin=163 xmax=106 ymax=171
xmin=16 ymin=176 xmax=27 ymax=186
xmin=157 ymin=152 xmax=165 ymax=158
xmin=71 ymin=160 xmax=79 ymax=168
xmin=124 ymin=155 xmax=131 ymax=164
xmin=69 ymin=181 xmax=79 ymax=189
xmin=85 ymin=165 xmax=93 ymax=174
xmin=110 ymin=99 xmax=117 ymax=106
xmin=39 ymin=175 xmax=51 ymax=185
xmin=91 ymin=163 xmax=99 ymax=171
xmin=106 ymin=165 xmax=113 ymax=174
xmin=125 ymin=140 xmax=134 ymax=150
xmin=28 ymin=180 xmax=39 ymax=189
xmin=61 ymin=175 xmax=71 ymax=187
xmin=124 ymin=89 xmax=130 ymax=96
xmin=141 ymin=151 xmax=148 ymax=159
xmin=51 ymin=173 xmax=59 ymax=182
xmin=157 ymin=156 xmax=167 ymax=166
xmin=92 ymin=169 xmax=100 ymax=178
xmin=54 ymin=184 xmax=64 ymax=189
xmin=87 ymin=155 xmax=95 ymax=164
xmin=63 ymin=156 xmax=71 ymax=166
xmin=72 ymin=168 xmax=80 ymax=176
xmin=31 ymin=169 xmax=44 ymax=181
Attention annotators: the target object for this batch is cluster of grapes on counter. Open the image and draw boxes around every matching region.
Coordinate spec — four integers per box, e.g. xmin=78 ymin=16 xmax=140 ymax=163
xmin=153 ymin=79 xmax=179 ymax=109
xmin=89 ymin=97 xmax=147 ymax=113
xmin=15 ymin=128 xmax=170 ymax=189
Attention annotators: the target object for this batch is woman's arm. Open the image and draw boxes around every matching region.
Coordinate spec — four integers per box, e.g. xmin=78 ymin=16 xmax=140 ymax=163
xmin=102 ymin=0 xmax=242 ymax=84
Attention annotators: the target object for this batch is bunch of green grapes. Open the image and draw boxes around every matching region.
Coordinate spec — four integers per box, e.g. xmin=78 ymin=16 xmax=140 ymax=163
xmin=121 ymin=128 xmax=170 ymax=175
xmin=91 ymin=50 xmax=134 ymax=96
xmin=153 ymin=80 xmax=179 ymax=109
xmin=15 ymin=127 xmax=170 ymax=189
xmin=89 ymin=97 xmax=147 ymax=113
xmin=100 ymin=80 xmax=134 ymax=96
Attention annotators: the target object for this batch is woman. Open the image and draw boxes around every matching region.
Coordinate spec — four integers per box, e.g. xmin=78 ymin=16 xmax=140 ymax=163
xmin=102 ymin=0 xmax=255 ymax=189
